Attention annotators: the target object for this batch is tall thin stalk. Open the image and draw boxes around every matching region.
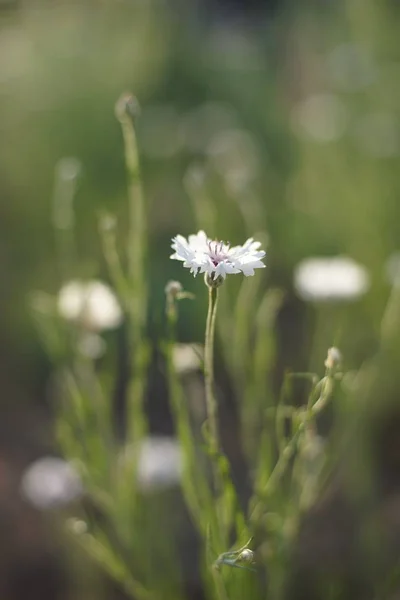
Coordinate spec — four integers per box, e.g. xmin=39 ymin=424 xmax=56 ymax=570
xmin=204 ymin=284 xmax=220 ymax=455
xmin=115 ymin=93 xmax=148 ymax=443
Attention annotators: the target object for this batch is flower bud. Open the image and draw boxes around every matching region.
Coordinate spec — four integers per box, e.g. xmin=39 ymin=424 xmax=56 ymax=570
xmin=238 ymin=548 xmax=254 ymax=564
xmin=205 ymin=273 xmax=224 ymax=289
xmin=99 ymin=212 xmax=117 ymax=232
xmin=324 ymin=346 xmax=342 ymax=371
xmin=164 ymin=280 xmax=183 ymax=298
xmin=115 ymin=92 xmax=140 ymax=122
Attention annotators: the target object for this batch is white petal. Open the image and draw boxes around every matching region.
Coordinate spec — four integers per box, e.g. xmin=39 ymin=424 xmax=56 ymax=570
xmin=188 ymin=230 xmax=209 ymax=250
xmin=170 ymin=252 xmax=185 ymax=261
xmin=241 ymin=266 xmax=255 ymax=276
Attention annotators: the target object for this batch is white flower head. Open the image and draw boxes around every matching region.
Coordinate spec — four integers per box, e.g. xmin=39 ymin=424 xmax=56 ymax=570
xmin=170 ymin=230 xmax=266 ymax=280
xmin=294 ymin=256 xmax=370 ymax=302
xmin=21 ymin=457 xmax=82 ymax=510
xmin=58 ymin=280 xmax=122 ymax=331
xmin=137 ymin=436 xmax=182 ymax=492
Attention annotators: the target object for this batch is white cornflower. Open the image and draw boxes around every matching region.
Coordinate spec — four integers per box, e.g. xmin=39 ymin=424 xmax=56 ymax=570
xmin=21 ymin=457 xmax=82 ymax=510
xmin=137 ymin=436 xmax=182 ymax=492
xmin=294 ymin=256 xmax=370 ymax=302
xmin=170 ymin=230 xmax=266 ymax=279
xmin=58 ymin=280 xmax=122 ymax=331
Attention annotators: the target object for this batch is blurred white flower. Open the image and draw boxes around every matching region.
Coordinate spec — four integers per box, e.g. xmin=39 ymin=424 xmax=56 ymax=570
xmin=353 ymin=112 xmax=400 ymax=158
xmin=173 ymin=343 xmax=203 ymax=374
xmin=58 ymin=280 xmax=122 ymax=331
xmin=137 ymin=436 xmax=182 ymax=492
xmin=385 ymin=252 xmax=400 ymax=287
xmin=21 ymin=457 xmax=82 ymax=510
xmin=171 ymin=230 xmax=266 ymax=279
xmin=292 ymin=93 xmax=348 ymax=142
xmin=294 ymin=256 xmax=370 ymax=302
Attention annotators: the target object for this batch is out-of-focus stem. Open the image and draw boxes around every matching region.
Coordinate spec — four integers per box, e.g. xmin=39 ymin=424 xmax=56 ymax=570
xmin=52 ymin=157 xmax=80 ymax=280
xmin=115 ymin=93 xmax=148 ymax=443
xmin=250 ymin=425 xmax=303 ymax=527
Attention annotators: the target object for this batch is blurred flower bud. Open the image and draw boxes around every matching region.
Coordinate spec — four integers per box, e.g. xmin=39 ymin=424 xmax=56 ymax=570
xmin=165 ymin=280 xmax=183 ymax=298
xmin=52 ymin=157 xmax=81 ymax=231
xmin=324 ymin=347 xmax=342 ymax=371
xmin=238 ymin=548 xmax=254 ymax=564
xmin=165 ymin=280 xmax=194 ymax=321
xmin=99 ymin=212 xmax=117 ymax=232
xmin=56 ymin=157 xmax=81 ymax=182
xmin=115 ymin=92 xmax=140 ymax=122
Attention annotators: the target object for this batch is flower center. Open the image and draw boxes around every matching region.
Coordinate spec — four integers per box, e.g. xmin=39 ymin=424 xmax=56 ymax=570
xmin=207 ymin=240 xmax=230 ymax=266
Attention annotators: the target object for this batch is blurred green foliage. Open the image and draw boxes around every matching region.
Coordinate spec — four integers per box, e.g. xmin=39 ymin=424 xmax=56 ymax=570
xmin=1 ymin=0 xmax=400 ymax=598
xmin=2 ymin=0 xmax=400 ymax=375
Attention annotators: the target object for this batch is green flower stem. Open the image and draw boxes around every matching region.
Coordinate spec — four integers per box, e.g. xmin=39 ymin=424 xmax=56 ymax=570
xmin=204 ymin=285 xmax=220 ymax=455
xmin=52 ymin=160 xmax=79 ymax=281
xmin=311 ymin=373 xmax=334 ymax=415
xmin=165 ymin=304 xmax=213 ymax=534
xmin=99 ymin=217 xmax=129 ymax=303
xmin=166 ymin=293 xmax=227 ymax=600
xmin=250 ymin=368 xmax=336 ymax=530
xmin=116 ymin=94 xmax=148 ymax=443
